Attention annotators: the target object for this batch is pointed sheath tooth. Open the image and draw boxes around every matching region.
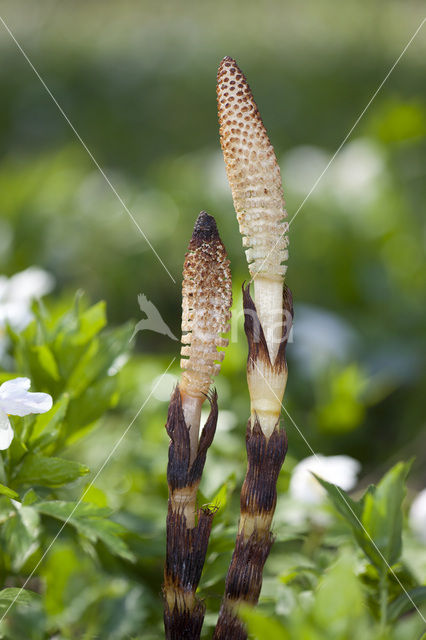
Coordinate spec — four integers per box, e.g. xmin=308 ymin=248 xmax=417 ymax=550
xmin=180 ymin=211 xmax=232 ymax=398
xmin=217 ymin=56 xmax=288 ymax=282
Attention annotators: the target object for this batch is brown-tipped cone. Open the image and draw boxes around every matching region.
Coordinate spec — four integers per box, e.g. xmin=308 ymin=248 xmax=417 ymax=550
xmin=180 ymin=211 xmax=232 ymax=398
xmin=217 ymin=57 xmax=288 ymax=281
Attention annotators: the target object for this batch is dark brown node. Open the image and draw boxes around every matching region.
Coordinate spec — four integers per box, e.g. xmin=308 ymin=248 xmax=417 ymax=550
xmin=213 ymin=530 xmax=274 ymax=640
xmin=165 ymin=386 xmax=218 ymax=491
xmin=213 ymin=606 xmax=247 ymax=640
xmin=240 ymin=416 xmax=288 ymax=516
xmin=164 ymin=598 xmax=205 ymax=640
xmin=242 ymin=283 xmax=293 ymax=373
xmin=164 ymin=507 xmax=215 ymax=592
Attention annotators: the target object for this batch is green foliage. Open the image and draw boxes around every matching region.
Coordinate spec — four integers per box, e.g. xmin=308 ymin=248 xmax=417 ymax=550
xmin=241 ymin=552 xmax=368 ymax=640
xmin=316 ymin=462 xmax=411 ymax=573
xmin=0 ymin=588 xmax=40 ymax=615
xmin=34 ymin=501 xmax=135 ymax=562
xmin=12 ymin=454 xmax=89 ymax=487
xmin=0 ymin=298 xmax=136 ymax=636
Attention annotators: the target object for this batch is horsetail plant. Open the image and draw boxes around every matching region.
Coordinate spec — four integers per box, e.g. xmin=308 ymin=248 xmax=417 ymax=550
xmin=213 ymin=57 xmax=293 ymax=639
xmin=163 ymin=211 xmax=232 ymax=639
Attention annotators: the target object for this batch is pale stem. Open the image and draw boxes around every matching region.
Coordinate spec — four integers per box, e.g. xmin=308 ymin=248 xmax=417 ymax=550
xmin=253 ymin=276 xmax=284 ymax=365
xmin=180 ymin=391 xmax=204 ymax=466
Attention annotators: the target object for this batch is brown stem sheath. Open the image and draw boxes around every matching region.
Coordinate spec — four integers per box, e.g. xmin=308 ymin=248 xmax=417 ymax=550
xmin=163 ymin=387 xmax=218 ymax=639
xmin=213 ymin=286 xmax=293 ymax=639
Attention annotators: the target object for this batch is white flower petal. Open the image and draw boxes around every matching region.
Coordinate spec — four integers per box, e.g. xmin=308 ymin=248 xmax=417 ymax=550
xmin=0 ymin=276 xmax=9 ymax=301
xmin=0 ymin=302 xmax=34 ymax=332
xmin=0 ymin=408 xmax=14 ymax=450
xmin=0 ymin=377 xmax=31 ymax=395
xmin=290 ymin=454 xmax=361 ymax=505
xmin=409 ymin=489 xmax=426 ymax=543
xmin=0 ymin=378 xmax=52 ymax=416
xmin=6 ymin=267 xmax=55 ymax=303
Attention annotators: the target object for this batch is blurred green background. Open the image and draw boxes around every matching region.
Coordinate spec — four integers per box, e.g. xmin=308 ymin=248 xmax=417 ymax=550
xmin=0 ymin=1 xmax=425 ymax=637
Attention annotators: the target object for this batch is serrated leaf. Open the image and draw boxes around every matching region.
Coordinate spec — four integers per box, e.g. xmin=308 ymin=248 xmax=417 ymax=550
xmin=0 ymin=587 xmax=40 ymax=611
xmin=35 ymin=500 xmax=111 ymax=520
xmin=14 ymin=454 xmax=89 ymax=487
xmin=35 ymin=501 xmax=135 ymax=562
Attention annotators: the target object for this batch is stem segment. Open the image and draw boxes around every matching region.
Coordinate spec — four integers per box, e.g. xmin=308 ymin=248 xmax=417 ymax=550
xmin=213 ymin=286 xmax=293 ymax=640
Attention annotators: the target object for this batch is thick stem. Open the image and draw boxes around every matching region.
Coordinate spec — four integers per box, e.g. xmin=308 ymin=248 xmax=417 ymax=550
xmin=213 ymin=287 xmax=292 ymax=640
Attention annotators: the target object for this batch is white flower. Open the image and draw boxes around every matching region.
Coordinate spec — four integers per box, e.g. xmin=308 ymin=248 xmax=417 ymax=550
xmin=289 ymin=454 xmax=361 ymax=505
xmin=0 ymin=378 xmax=53 ymax=450
xmin=0 ymin=267 xmax=55 ymax=333
xmin=409 ymin=489 xmax=426 ymax=543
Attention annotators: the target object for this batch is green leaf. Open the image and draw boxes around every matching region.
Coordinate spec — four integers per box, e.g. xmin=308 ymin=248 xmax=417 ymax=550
xmin=82 ymin=484 xmax=108 ymax=508
xmin=14 ymin=454 xmax=89 ymax=487
xmin=314 ymin=474 xmax=364 ymax=531
xmin=1 ymin=506 xmax=40 ymax=571
xmin=0 ymin=483 xmax=19 ymax=500
xmin=30 ymin=393 xmax=69 ymax=445
xmin=388 ymin=586 xmax=426 ymax=622
xmin=361 ymin=461 xmax=411 ymax=570
xmin=71 ymin=301 xmax=107 ymax=346
xmin=66 ymin=324 xmax=132 ymax=395
xmin=65 ymin=376 xmax=118 ymax=440
xmin=314 ymin=474 xmax=378 ymax=562
xmin=198 ymin=475 xmax=236 ymax=520
xmin=239 ymin=605 xmax=289 ymax=639
xmin=32 ymin=344 xmax=60 ymax=380
xmin=316 ymin=462 xmax=411 ymax=571
xmin=22 ymin=489 xmax=40 ymax=506
xmin=0 ymin=587 xmax=40 ymax=613
xmin=34 ymin=501 xmax=135 ymax=562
